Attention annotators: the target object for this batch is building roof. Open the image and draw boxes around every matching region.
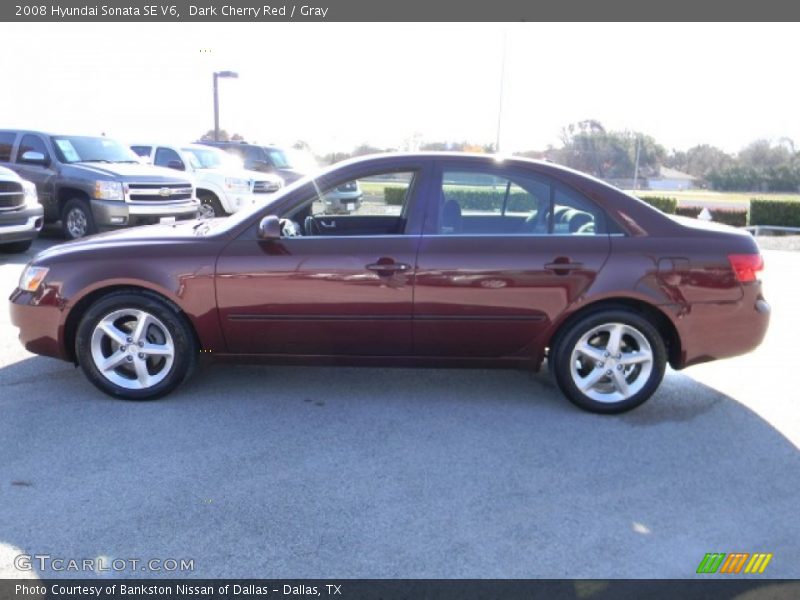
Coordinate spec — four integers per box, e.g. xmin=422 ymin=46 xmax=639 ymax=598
xmin=655 ymin=166 xmax=696 ymax=181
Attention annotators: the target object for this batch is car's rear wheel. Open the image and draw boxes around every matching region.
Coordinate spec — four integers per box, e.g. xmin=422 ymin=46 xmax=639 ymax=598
xmin=75 ymin=292 xmax=197 ymax=400
xmin=62 ymin=198 xmax=96 ymax=239
xmin=550 ymin=309 xmax=667 ymax=414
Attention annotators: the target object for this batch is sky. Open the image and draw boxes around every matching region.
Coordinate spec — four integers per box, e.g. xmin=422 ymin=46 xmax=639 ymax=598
xmin=1 ymin=22 xmax=799 ymax=156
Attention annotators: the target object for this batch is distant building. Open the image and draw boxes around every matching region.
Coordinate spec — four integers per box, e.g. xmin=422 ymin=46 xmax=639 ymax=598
xmin=646 ymin=166 xmax=697 ymax=191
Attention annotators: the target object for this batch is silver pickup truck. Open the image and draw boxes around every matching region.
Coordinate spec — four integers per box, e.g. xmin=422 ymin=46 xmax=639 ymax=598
xmin=0 ymin=166 xmax=43 ymax=253
xmin=0 ymin=130 xmax=199 ymax=239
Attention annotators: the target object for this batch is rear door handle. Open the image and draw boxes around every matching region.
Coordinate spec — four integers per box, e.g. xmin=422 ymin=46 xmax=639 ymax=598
xmin=544 ymin=258 xmax=583 ymax=274
xmin=319 ymin=220 xmax=336 ymax=229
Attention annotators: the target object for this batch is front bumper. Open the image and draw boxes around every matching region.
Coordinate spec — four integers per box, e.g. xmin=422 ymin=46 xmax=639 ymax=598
xmin=0 ymin=205 xmax=44 ymax=243
xmin=9 ymin=287 xmax=66 ymax=360
xmin=91 ymin=198 xmax=200 ymax=229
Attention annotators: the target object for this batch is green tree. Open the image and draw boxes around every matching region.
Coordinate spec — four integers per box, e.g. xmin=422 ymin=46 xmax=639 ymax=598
xmin=554 ymin=121 xmax=664 ymax=179
xmin=199 ymin=129 xmax=245 ymax=142
xmin=665 ymin=144 xmax=733 ymax=178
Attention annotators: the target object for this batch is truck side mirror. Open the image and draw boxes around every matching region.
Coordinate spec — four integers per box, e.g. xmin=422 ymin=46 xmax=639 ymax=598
xmin=21 ymin=151 xmax=49 ymax=166
xmin=167 ymin=160 xmax=185 ymax=171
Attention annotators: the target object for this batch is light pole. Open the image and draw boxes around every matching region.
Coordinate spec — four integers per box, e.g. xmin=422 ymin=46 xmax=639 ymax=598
xmin=495 ymin=31 xmax=507 ymax=154
xmin=213 ymin=70 xmax=238 ymax=142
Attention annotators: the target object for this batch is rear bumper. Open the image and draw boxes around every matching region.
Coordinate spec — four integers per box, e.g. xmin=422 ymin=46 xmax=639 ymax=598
xmin=91 ymin=198 xmax=200 ymax=229
xmin=323 ymin=193 xmax=363 ymax=213
xmin=673 ymin=284 xmax=771 ymax=369
xmin=0 ymin=205 xmax=44 ymax=243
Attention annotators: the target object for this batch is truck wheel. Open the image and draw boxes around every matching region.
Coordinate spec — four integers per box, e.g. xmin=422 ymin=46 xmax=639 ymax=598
xmin=197 ymin=192 xmax=226 ymax=218
xmin=62 ymin=198 xmax=97 ymax=239
xmin=0 ymin=240 xmax=33 ymax=253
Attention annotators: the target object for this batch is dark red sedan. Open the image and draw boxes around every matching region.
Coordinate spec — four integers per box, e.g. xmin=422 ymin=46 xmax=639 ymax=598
xmin=9 ymin=153 xmax=770 ymax=413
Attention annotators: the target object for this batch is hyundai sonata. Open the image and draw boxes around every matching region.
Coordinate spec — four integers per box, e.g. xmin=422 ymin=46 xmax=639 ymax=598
xmin=10 ymin=153 xmax=770 ymax=413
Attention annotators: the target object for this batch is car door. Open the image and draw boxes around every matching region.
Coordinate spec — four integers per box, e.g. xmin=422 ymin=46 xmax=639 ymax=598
xmin=12 ymin=133 xmax=58 ymax=219
xmin=215 ymin=163 xmax=430 ymax=356
xmin=413 ymin=160 xmax=611 ymax=358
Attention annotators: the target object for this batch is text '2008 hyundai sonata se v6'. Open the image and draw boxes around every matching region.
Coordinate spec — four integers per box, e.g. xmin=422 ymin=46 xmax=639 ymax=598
xmin=10 ymin=153 xmax=770 ymax=413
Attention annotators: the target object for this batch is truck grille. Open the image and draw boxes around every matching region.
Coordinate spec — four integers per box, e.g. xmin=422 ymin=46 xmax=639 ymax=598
xmin=126 ymin=182 xmax=193 ymax=202
xmin=0 ymin=181 xmax=24 ymax=211
xmin=253 ymin=180 xmax=280 ymax=194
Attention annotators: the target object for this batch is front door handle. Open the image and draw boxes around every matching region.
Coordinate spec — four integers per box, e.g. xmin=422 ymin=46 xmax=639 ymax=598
xmin=544 ymin=257 xmax=583 ymax=274
xmin=366 ymin=259 xmax=411 ymax=275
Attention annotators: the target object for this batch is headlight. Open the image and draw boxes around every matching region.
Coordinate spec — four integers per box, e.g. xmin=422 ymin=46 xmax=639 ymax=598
xmin=94 ymin=180 xmax=124 ymax=201
xmin=225 ymin=177 xmax=250 ymax=192
xmin=19 ymin=265 xmax=49 ymax=293
xmin=22 ymin=181 xmax=39 ymax=207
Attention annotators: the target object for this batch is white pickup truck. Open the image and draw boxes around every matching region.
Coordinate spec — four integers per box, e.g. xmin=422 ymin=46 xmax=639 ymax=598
xmin=130 ymin=143 xmax=283 ymax=218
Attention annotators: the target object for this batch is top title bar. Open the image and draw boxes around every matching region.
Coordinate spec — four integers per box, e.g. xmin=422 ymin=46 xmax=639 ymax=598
xmin=3 ymin=0 xmax=800 ymax=22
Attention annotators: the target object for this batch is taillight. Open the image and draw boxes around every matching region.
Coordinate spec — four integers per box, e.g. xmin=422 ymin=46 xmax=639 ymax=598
xmin=728 ymin=253 xmax=764 ymax=283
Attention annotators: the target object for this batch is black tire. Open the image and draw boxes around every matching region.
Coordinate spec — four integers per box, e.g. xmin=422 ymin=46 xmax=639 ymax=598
xmin=62 ymin=197 xmax=97 ymax=239
xmin=0 ymin=239 xmax=33 ymax=253
xmin=550 ymin=309 xmax=667 ymax=414
xmin=75 ymin=291 xmax=198 ymax=400
xmin=197 ymin=192 xmax=226 ymax=218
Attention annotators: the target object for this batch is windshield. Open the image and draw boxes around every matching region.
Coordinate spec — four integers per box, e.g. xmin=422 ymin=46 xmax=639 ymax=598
xmin=51 ymin=136 xmax=139 ymax=163
xmin=182 ymin=146 xmax=242 ymax=170
xmin=267 ymin=149 xmax=294 ymax=169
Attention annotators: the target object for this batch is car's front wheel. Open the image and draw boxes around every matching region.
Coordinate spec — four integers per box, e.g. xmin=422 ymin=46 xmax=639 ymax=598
xmin=75 ymin=291 xmax=198 ymax=400
xmin=197 ymin=192 xmax=226 ymax=219
xmin=550 ymin=309 xmax=667 ymax=414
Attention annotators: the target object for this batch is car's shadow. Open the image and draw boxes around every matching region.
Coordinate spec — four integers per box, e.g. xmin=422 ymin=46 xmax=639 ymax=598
xmin=0 ymin=356 xmax=798 ymax=579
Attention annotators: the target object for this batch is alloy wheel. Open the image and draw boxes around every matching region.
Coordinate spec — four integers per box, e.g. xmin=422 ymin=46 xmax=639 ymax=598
xmin=66 ymin=207 xmax=89 ymax=238
xmin=198 ymin=201 xmax=217 ymax=219
xmin=568 ymin=322 xmax=654 ymax=404
xmin=90 ymin=308 xmax=175 ymax=390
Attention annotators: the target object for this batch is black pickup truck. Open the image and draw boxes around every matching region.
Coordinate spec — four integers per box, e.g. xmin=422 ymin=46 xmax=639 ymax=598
xmin=0 ymin=130 xmax=199 ymax=239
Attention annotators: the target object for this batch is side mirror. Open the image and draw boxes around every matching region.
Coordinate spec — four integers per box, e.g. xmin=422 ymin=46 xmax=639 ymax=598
xmin=21 ymin=151 xmax=49 ymax=166
xmin=257 ymin=215 xmax=281 ymax=241
xmin=166 ymin=160 xmax=185 ymax=171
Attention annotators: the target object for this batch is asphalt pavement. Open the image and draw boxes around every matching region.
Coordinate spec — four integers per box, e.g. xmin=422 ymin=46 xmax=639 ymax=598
xmin=0 ymin=234 xmax=797 ymax=579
